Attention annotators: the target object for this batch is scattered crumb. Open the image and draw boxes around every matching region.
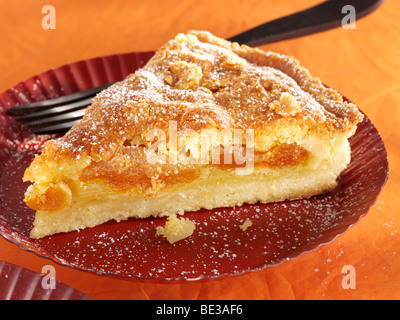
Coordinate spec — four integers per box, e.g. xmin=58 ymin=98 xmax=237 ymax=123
xmin=240 ymin=218 xmax=253 ymax=231
xmin=269 ymin=92 xmax=301 ymax=117
xmin=156 ymin=214 xmax=196 ymax=244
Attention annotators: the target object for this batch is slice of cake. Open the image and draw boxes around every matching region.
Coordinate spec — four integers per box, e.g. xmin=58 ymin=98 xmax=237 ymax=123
xmin=23 ymin=30 xmax=363 ymax=239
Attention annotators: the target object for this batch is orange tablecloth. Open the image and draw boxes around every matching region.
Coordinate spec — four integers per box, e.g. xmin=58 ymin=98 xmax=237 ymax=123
xmin=0 ymin=0 xmax=399 ymax=300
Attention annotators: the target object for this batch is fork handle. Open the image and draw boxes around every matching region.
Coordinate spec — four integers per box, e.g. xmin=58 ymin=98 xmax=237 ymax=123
xmin=228 ymin=0 xmax=384 ymax=46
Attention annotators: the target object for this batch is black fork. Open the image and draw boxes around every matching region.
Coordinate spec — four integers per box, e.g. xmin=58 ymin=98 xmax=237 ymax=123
xmin=5 ymin=0 xmax=384 ymax=135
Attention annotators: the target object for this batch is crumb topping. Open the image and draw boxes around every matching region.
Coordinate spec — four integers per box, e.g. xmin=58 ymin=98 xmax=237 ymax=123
xmin=44 ymin=30 xmax=363 ymax=161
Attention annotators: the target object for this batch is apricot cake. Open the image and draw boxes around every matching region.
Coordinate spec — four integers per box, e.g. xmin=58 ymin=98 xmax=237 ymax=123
xmin=23 ymin=30 xmax=363 ymax=239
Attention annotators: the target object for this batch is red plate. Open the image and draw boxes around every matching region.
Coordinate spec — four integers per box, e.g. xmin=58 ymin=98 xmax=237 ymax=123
xmin=0 ymin=260 xmax=92 ymax=300
xmin=0 ymin=52 xmax=389 ymax=281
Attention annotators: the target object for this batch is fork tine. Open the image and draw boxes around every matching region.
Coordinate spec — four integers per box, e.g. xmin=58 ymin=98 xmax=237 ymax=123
xmin=23 ymin=108 xmax=86 ymax=131
xmin=16 ymin=97 xmax=92 ymax=122
xmin=6 ymin=82 xmax=114 ymax=116
xmin=32 ymin=119 xmax=81 ymax=135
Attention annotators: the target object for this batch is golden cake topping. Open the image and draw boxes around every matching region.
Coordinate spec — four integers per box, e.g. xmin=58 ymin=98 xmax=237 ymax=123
xmin=36 ymin=30 xmax=362 ymax=163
